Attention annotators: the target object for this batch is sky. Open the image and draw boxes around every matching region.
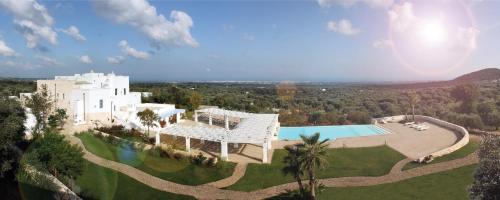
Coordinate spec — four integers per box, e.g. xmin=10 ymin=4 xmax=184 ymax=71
xmin=0 ymin=0 xmax=499 ymax=82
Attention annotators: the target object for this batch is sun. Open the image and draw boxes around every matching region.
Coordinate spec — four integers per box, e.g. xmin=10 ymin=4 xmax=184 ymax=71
xmin=418 ymin=20 xmax=447 ymax=45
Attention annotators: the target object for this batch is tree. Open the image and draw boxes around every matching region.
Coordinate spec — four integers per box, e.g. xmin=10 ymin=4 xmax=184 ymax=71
xmin=137 ymin=108 xmax=159 ymax=138
xmin=26 ymin=131 xmax=84 ymax=179
xmin=450 ymin=84 xmax=480 ymax=114
xmin=406 ymin=91 xmax=420 ymax=121
xmin=48 ymin=109 xmax=68 ymax=130
xmin=0 ymin=98 xmax=26 ymax=177
xmin=25 ymin=85 xmax=53 ymax=135
xmin=282 ymin=145 xmax=305 ymax=196
xmin=469 ymin=135 xmax=500 ymax=200
xmin=188 ymin=92 xmax=202 ymax=111
xmin=297 ymin=133 xmax=329 ymax=200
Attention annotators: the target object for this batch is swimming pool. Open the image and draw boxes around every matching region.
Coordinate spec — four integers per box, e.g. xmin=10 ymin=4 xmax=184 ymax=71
xmin=278 ymin=125 xmax=386 ymax=141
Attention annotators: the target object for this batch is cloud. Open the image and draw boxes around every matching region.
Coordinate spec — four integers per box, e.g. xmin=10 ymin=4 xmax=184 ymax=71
xmin=318 ymin=0 xmax=394 ymax=8
xmin=327 ymin=19 xmax=360 ymax=35
xmin=0 ymin=60 xmax=41 ymax=69
xmin=93 ymin=0 xmax=198 ymax=48
xmin=79 ymin=55 xmax=92 ymax=64
xmin=242 ymin=34 xmax=255 ymax=41
xmin=373 ymin=39 xmax=393 ymax=49
xmin=454 ymin=27 xmax=479 ymax=51
xmin=388 ymin=2 xmax=479 ymax=51
xmin=58 ymin=26 xmax=86 ymax=41
xmin=107 ymin=55 xmax=125 ymax=64
xmin=35 ymin=55 xmax=61 ymax=66
xmin=0 ymin=0 xmax=57 ymax=48
xmin=0 ymin=40 xmax=16 ymax=56
xmin=118 ymin=40 xmax=149 ymax=59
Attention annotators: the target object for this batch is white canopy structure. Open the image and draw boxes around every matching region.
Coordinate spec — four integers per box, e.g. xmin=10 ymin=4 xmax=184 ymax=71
xmin=159 ymin=108 xmax=280 ymax=163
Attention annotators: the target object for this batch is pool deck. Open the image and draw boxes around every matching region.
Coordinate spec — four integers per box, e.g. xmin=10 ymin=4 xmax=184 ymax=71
xmin=273 ymin=122 xmax=460 ymax=159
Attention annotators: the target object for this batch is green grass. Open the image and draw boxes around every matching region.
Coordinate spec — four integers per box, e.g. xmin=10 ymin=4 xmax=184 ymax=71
xmin=270 ymin=164 xmax=477 ymax=200
xmin=227 ymin=145 xmax=406 ymax=191
xmin=77 ymin=133 xmax=236 ymax=185
xmin=75 ymin=160 xmax=193 ymax=200
xmin=403 ymin=140 xmax=479 ymax=170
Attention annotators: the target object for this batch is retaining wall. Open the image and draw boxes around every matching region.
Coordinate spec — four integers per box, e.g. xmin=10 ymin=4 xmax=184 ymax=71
xmin=413 ymin=115 xmax=470 ymax=161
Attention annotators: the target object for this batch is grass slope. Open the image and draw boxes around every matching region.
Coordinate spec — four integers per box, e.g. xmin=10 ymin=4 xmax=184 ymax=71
xmin=403 ymin=140 xmax=479 ymax=170
xmin=317 ymin=164 xmax=476 ymax=200
xmin=77 ymin=133 xmax=235 ymax=185
xmin=228 ymin=145 xmax=405 ymax=191
xmin=76 ymin=161 xmax=193 ymax=200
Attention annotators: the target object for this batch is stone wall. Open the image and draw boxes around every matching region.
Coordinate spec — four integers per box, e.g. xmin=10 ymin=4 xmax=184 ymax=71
xmin=413 ymin=115 xmax=470 ymax=161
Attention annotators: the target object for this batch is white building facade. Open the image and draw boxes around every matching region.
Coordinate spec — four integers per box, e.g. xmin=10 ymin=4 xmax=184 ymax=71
xmin=31 ymin=71 xmax=184 ymax=129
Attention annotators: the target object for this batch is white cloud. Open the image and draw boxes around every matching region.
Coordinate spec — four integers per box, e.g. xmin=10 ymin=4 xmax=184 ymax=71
xmin=327 ymin=19 xmax=360 ymax=35
xmin=93 ymin=0 xmax=198 ymax=48
xmin=0 ymin=60 xmax=41 ymax=69
xmin=0 ymin=40 xmax=16 ymax=56
xmin=35 ymin=55 xmax=61 ymax=66
xmin=373 ymin=39 xmax=393 ymax=49
xmin=58 ymin=26 xmax=86 ymax=41
xmin=454 ymin=27 xmax=479 ymax=51
xmin=107 ymin=55 xmax=125 ymax=64
xmin=79 ymin=55 xmax=92 ymax=64
xmin=118 ymin=40 xmax=149 ymax=59
xmin=0 ymin=0 xmax=57 ymax=48
xmin=388 ymin=2 xmax=416 ymax=33
xmin=242 ymin=34 xmax=255 ymax=41
xmin=388 ymin=2 xmax=479 ymax=51
xmin=318 ymin=0 xmax=393 ymax=8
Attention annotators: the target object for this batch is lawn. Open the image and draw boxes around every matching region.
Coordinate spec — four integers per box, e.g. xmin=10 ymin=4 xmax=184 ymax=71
xmin=227 ymin=145 xmax=406 ymax=191
xmin=77 ymin=132 xmax=236 ymax=185
xmin=270 ymin=164 xmax=477 ymax=200
xmin=75 ymin=160 xmax=193 ymax=200
xmin=402 ymin=140 xmax=479 ymax=170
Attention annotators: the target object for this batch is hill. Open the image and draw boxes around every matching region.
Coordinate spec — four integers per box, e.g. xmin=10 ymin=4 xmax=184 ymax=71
xmin=452 ymin=68 xmax=500 ymax=82
xmin=374 ymin=68 xmax=500 ymax=89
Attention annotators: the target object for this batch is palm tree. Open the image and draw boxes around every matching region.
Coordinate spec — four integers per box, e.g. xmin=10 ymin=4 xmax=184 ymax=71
xmin=297 ymin=133 xmax=329 ymax=200
xmin=407 ymin=91 xmax=420 ymax=121
xmin=282 ymin=145 xmax=305 ymax=196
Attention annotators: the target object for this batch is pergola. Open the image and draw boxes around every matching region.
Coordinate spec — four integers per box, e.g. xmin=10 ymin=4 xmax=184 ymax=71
xmin=157 ymin=108 xmax=280 ymax=163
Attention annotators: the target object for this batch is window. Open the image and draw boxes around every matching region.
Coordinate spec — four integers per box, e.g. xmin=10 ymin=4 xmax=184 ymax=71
xmin=99 ymin=99 xmax=103 ymax=109
xmin=115 ymin=88 xmax=118 ymax=95
xmin=123 ymin=88 xmax=126 ymax=95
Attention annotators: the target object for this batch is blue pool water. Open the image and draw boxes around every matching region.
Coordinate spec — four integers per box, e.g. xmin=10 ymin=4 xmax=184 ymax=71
xmin=278 ymin=125 xmax=386 ymax=141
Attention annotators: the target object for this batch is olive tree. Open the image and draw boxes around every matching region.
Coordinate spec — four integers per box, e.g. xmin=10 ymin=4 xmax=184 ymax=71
xmin=469 ymin=135 xmax=500 ymax=200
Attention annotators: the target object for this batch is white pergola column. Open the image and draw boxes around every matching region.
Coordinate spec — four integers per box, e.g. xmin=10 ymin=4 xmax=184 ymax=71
xmin=176 ymin=113 xmax=181 ymax=123
xmin=185 ymin=137 xmax=191 ymax=153
xmin=224 ymin=115 xmax=229 ymax=130
xmin=262 ymin=141 xmax=269 ymax=163
xmin=208 ymin=113 xmax=213 ymax=125
xmin=194 ymin=111 xmax=198 ymax=122
xmin=221 ymin=141 xmax=228 ymax=161
xmin=166 ymin=119 xmax=170 ymax=127
xmin=155 ymin=131 xmax=160 ymax=146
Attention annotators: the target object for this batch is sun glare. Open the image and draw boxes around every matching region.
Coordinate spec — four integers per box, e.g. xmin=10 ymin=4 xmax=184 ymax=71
xmin=419 ymin=20 xmax=447 ymax=45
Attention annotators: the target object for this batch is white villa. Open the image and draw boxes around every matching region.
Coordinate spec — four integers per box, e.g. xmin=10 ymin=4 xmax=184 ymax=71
xmin=22 ymin=71 xmax=281 ymax=163
xmin=22 ymin=71 xmax=185 ymax=131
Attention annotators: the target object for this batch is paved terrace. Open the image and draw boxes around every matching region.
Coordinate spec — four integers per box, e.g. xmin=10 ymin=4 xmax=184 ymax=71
xmin=274 ymin=122 xmax=459 ymax=159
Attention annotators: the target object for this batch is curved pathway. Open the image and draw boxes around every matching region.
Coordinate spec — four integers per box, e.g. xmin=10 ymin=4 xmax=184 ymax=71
xmin=68 ymin=135 xmax=479 ymax=200
xmin=204 ymin=163 xmax=248 ymax=188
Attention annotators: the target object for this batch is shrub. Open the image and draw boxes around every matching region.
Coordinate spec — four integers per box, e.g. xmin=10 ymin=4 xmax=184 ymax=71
xmin=191 ymin=152 xmax=207 ymax=166
xmin=173 ymin=152 xmax=185 ymax=161
xmin=206 ymin=157 xmax=217 ymax=167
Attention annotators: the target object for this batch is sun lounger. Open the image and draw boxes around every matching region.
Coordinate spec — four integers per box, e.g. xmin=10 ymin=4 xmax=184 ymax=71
xmin=404 ymin=122 xmax=415 ymax=126
xmin=417 ymin=125 xmax=430 ymax=131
